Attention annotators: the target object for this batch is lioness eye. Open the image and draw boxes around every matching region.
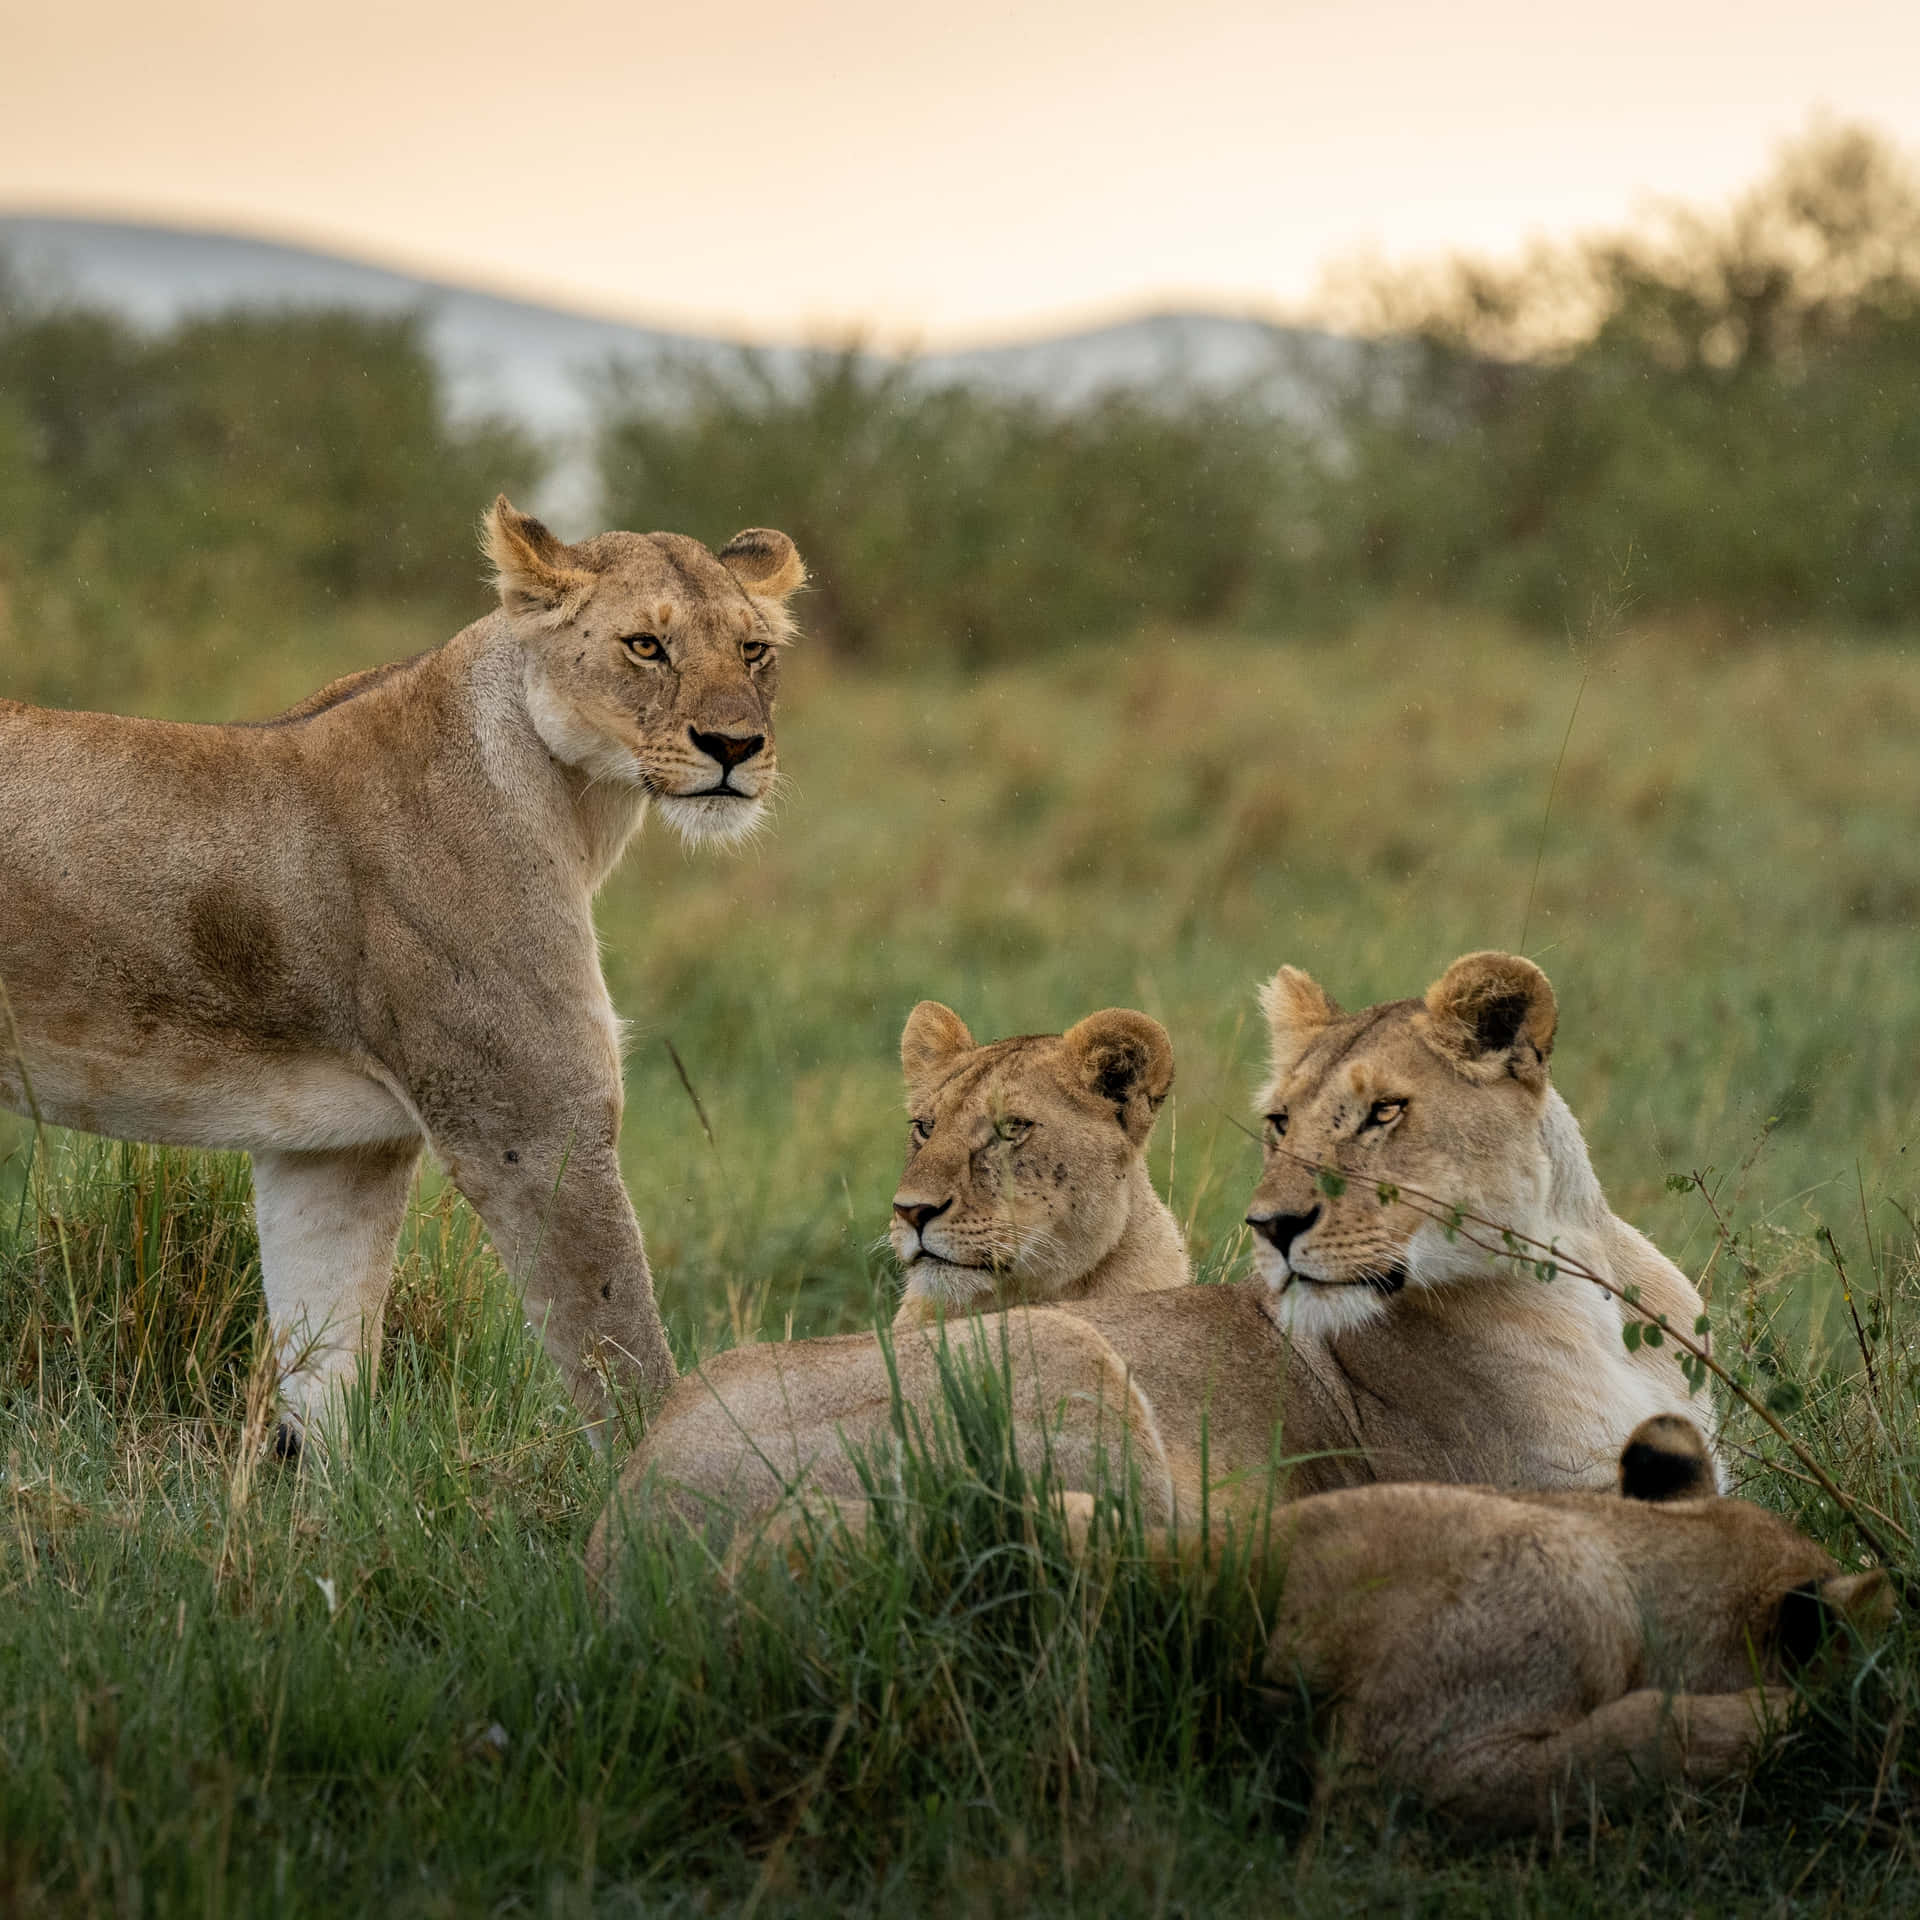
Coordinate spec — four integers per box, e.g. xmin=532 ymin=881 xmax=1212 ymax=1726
xmin=1364 ymin=1099 xmax=1407 ymax=1130
xmin=910 ymin=1118 xmax=933 ymax=1145
xmin=995 ymin=1118 xmax=1033 ymax=1144
xmin=741 ymin=639 xmax=770 ymax=665
xmin=622 ymin=633 xmax=666 ymax=660
xmin=1265 ymin=1110 xmax=1288 ymax=1141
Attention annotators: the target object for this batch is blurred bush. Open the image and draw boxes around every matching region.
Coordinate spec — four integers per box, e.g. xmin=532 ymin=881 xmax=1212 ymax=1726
xmin=599 ymin=124 xmax=1920 ymax=659
xmin=0 ymin=293 xmax=540 ymax=704
xmin=4 ymin=123 xmax=1916 ymax=700
xmin=598 ymin=350 xmax=1294 ymax=664
xmin=1315 ymin=122 xmax=1920 ymax=631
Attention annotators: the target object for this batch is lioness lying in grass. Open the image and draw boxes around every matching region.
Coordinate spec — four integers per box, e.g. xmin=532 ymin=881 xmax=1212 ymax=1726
xmin=1126 ymin=1415 xmax=1891 ymax=1831
xmin=726 ymin=1418 xmax=1890 ymax=1834
xmin=889 ymin=1000 xmax=1187 ymax=1325
xmin=590 ymin=953 xmax=1716 ymax=1587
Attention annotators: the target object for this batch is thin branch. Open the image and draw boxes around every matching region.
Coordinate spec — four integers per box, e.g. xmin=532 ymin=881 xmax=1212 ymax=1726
xmin=665 ymin=1036 xmax=717 ymax=1150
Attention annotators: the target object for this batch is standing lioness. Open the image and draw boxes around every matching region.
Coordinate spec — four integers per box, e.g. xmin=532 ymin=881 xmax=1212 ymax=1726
xmin=0 ymin=499 xmax=805 ymax=1446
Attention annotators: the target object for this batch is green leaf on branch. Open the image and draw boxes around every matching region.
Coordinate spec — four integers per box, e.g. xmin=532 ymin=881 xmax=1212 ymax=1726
xmin=1316 ymin=1169 xmax=1347 ymax=1199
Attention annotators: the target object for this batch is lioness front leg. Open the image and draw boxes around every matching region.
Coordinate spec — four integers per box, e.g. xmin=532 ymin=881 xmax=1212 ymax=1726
xmin=431 ymin=1112 xmax=677 ymax=1432
xmin=253 ymin=1139 xmax=422 ymax=1453
xmin=1431 ymin=1685 xmax=1797 ymax=1831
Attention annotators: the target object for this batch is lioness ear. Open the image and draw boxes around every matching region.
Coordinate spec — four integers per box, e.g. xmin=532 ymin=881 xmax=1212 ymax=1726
xmin=719 ymin=528 xmax=807 ymax=602
xmin=1420 ymin=951 xmax=1556 ymax=1090
xmin=1062 ymin=1009 xmax=1175 ymax=1146
xmin=901 ymin=1002 xmax=974 ymax=1087
xmin=483 ymin=495 xmax=597 ymax=625
xmin=1618 ymin=1415 xmax=1713 ymax=1503
xmin=1776 ymin=1570 xmax=1897 ymax=1667
xmin=1821 ymin=1569 xmax=1897 ymax=1637
xmin=1259 ymin=966 xmax=1340 ymax=1076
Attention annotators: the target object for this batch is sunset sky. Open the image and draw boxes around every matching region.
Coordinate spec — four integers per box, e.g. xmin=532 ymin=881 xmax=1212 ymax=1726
xmin=6 ymin=0 xmax=1918 ymax=344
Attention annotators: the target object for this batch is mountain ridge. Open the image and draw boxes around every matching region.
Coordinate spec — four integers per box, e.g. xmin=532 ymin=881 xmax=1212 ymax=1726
xmin=1 ymin=214 xmax=1356 ymax=525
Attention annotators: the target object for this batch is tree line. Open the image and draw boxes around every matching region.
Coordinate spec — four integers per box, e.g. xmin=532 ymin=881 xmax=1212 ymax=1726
xmin=3 ymin=124 xmax=1916 ymax=691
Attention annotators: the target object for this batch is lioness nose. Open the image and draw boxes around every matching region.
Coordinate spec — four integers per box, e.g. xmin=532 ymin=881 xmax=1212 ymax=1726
xmin=894 ymin=1198 xmax=953 ymax=1235
xmin=1247 ymin=1204 xmax=1321 ymax=1258
xmin=689 ymin=726 xmax=765 ymax=771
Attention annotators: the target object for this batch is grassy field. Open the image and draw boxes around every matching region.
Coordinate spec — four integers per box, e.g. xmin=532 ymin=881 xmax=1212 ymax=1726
xmin=5 ymin=605 xmax=1920 ymax=1911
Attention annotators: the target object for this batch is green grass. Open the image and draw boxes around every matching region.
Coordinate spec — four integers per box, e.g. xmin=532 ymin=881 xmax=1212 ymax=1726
xmin=6 ymin=609 xmax=1920 ymax=1911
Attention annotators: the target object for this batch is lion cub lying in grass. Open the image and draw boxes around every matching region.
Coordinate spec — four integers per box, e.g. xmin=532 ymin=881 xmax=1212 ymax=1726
xmin=1146 ymin=1415 xmax=1891 ymax=1831
xmin=591 ymin=953 xmax=1717 ymax=1589
xmin=889 ymin=1000 xmax=1187 ymax=1324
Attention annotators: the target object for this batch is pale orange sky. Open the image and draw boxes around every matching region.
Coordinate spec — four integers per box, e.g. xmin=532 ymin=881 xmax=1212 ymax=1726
xmin=5 ymin=0 xmax=1918 ymax=344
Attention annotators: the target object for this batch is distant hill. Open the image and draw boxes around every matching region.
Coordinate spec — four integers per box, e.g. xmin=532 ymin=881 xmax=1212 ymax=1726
xmin=0 ymin=215 xmax=1356 ymax=525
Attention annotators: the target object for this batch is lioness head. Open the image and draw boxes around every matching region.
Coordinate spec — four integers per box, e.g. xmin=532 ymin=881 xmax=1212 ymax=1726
xmin=483 ymin=497 xmax=806 ymax=846
xmin=1246 ymin=950 xmax=1567 ymax=1337
xmin=890 ymin=1002 xmax=1183 ymax=1322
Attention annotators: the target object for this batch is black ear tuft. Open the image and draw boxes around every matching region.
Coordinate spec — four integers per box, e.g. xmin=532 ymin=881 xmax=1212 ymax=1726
xmin=1089 ymin=1040 xmax=1149 ymax=1107
xmin=1468 ymin=990 xmax=1533 ymax=1055
xmin=1618 ymin=1415 xmax=1713 ymax=1503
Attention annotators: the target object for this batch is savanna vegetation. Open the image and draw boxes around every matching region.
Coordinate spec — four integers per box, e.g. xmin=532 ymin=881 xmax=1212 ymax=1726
xmin=2 ymin=125 xmax=1920 ymax=1913
xmin=599 ymin=123 xmax=1920 ymax=659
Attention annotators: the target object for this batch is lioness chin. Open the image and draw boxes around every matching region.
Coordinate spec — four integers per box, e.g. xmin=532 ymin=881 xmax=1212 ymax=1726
xmin=0 ymin=498 xmax=806 ymax=1447
xmin=890 ymin=1000 xmax=1187 ymax=1324
xmin=588 ymin=952 xmax=1716 ymax=1592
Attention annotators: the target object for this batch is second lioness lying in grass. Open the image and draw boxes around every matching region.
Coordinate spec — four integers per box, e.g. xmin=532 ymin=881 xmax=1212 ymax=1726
xmin=726 ymin=1419 xmax=1891 ymax=1835
xmin=589 ymin=951 xmax=1715 ymax=1589
xmin=1112 ymin=1415 xmax=1890 ymax=1832
xmin=889 ymin=1001 xmax=1188 ymax=1325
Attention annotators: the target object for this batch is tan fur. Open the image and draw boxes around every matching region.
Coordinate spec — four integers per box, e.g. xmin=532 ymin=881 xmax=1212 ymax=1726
xmin=704 ymin=1421 xmax=1890 ymax=1834
xmin=1143 ymin=1419 xmax=1891 ymax=1831
xmin=1245 ymin=951 xmax=1718 ymax=1486
xmin=890 ymin=1003 xmax=1186 ymax=1325
xmin=0 ymin=500 xmax=805 ymax=1445
xmin=589 ymin=956 xmax=1717 ymax=1590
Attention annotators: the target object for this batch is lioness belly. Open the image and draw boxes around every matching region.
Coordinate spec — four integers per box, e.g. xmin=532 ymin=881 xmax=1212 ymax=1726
xmin=7 ymin=1039 xmax=414 ymax=1153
